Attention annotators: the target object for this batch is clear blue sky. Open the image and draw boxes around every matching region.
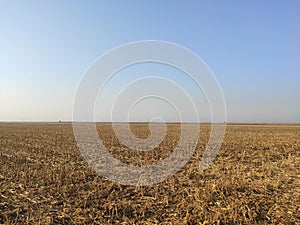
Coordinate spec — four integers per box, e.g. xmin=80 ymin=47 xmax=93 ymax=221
xmin=0 ymin=0 xmax=299 ymax=122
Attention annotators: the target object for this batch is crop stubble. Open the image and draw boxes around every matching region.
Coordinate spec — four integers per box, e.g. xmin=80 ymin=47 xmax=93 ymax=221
xmin=0 ymin=123 xmax=299 ymax=224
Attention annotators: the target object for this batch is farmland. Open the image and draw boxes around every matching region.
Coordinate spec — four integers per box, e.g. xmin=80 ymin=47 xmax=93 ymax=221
xmin=0 ymin=123 xmax=299 ymax=224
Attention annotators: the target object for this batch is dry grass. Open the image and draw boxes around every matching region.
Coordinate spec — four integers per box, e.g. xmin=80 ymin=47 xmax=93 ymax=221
xmin=0 ymin=123 xmax=299 ymax=224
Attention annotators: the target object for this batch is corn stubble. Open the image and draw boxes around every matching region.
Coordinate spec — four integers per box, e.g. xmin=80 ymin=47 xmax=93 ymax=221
xmin=0 ymin=123 xmax=299 ymax=224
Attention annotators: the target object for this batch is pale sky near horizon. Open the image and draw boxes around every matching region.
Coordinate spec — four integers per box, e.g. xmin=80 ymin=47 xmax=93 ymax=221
xmin=0 ymin=1 xmax=299 ymax=123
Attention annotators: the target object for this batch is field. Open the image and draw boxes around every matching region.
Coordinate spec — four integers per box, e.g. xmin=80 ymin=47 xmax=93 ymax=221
xmin=0 ymin=123 xmax=299 ymax=224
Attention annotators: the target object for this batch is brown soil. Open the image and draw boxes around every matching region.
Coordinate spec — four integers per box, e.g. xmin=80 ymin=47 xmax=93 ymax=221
xmin=0 ymin=123 xmax=299 ymax=224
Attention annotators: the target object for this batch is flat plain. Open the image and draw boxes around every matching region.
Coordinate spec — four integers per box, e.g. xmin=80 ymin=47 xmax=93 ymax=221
xmin=0 ymin=123 xmax=299 ymax=224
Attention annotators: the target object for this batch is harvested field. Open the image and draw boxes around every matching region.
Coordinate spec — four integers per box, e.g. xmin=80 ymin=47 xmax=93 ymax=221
xmin=0 ymin=123 xmax=299 ymax=224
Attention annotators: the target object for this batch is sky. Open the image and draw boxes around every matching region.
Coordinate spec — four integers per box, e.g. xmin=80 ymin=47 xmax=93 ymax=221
xmin=0 ymin=0 xmax=299 ymax=123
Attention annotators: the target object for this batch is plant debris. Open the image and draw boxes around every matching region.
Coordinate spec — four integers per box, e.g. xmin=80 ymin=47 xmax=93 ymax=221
xmin=0 ymin=123 xmax=299 ymax=224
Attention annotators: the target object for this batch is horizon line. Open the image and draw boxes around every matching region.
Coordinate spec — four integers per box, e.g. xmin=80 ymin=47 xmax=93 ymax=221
xmin=0 ymin=120 xmax=299 ymax=125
